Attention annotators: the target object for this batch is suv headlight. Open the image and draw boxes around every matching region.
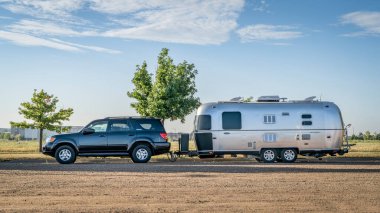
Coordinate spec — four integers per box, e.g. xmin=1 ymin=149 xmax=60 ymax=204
xmin=45 ymin=137 xmax=55 ymax=143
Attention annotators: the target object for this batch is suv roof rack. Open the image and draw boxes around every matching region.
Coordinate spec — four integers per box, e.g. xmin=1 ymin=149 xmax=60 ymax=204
xmin=104 ymin=116 xmax=157 ymax=119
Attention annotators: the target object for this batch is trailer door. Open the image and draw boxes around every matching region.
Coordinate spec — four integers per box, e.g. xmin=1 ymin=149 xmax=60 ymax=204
xmin=214 ymin=112 xmax=251 ymax=152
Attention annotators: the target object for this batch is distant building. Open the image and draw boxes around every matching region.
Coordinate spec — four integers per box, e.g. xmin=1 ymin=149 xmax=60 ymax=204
xmin=0 ymin=128 xmax=10 ymax=133
xmin=10 ymin=126 xmax=83 ymax=140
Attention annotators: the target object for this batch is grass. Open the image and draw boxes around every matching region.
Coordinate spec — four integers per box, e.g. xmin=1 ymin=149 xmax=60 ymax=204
xmin=0 ymin=139 xmax=379 ymax=161
xmin=341 ymin=140 xmax=380 ymax=157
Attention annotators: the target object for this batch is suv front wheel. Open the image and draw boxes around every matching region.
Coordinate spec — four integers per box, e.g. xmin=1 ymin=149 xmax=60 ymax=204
xmin=55 ymin=145 xmax=76 ymax=164
xmin=131 ymin=144 xmax=152 ymax=163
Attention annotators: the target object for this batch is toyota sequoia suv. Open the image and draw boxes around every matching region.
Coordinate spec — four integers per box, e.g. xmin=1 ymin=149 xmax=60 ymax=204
xmin=42 ymin=117 xmax=170 ymax=164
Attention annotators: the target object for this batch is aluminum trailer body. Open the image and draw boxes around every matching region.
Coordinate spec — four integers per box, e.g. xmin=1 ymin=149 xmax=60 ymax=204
xmin=193 ymin=100 xmax=349 ymax=162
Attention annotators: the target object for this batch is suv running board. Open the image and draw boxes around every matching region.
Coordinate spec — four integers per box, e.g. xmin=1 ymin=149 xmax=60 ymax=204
xmin=78 ymin=152 xmax=130 ymax=157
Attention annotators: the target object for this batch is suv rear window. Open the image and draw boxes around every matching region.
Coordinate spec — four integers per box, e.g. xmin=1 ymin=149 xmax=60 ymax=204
xmin=133 ymin=119 xmax=165 ymax=131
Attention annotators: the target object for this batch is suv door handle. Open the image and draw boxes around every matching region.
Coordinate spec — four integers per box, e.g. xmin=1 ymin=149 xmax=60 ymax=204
xmin=99 ymin=135 xmax=106 ymax=137
xmin=128 ymin=134 xmax=135 ymax=136
xmin=224 ymin=132 xmax=230 ymax=135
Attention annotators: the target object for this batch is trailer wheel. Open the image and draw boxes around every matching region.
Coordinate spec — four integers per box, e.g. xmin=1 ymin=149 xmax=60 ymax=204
xmin=260 ymin=149 xmax=277 ymax=163
xmin=281 ymin=148 xmax=297 ymax=163
xmin=198 ymin=154 xmax=215 ymax=159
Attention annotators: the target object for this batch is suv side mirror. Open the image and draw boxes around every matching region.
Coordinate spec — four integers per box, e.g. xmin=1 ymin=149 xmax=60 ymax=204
xmin=82 ymin=128 xmax=95 ymax=135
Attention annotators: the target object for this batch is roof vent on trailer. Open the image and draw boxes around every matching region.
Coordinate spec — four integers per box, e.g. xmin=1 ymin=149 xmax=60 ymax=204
xmin=304 ymin=96 xmax=317 ymax=101
xmin=257 ymin=96 xmax=281 ymax=102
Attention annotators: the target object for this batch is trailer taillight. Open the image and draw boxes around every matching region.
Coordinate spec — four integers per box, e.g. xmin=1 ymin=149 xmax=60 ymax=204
xmin=160 ymin=133 xmax=168 ymax=141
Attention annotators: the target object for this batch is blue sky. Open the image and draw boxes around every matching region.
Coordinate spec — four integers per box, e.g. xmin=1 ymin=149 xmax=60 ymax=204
xmin=0 ymin=0 xmax=379 ymax=134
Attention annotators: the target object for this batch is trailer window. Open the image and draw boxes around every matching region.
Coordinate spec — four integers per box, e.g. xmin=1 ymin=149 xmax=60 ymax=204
xmin=263 ymin=133 xmax=277 ymax=142
xmin=264 ymin=115 xmax=276 ymax=124
xmin=222 ymin=112 xmax=241 ymax=130
xmin=302 ymin=121 xmax=312 ymax=126
xmin=302 ymin=114 xmax=312 ymax=119
xmin=196 ymin=115 xmax=211 ymax=130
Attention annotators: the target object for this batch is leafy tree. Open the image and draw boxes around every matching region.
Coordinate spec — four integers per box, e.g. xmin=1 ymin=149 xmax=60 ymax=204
xmin=357 ymin=132 xmax=364 ymax=140
xmin=364 ymin=131 xmax=372 ymax=140
xmin=2 ymin=132 xmax=11 ymax=140
xmin=10 ymin=89 xmax=74 ymax=152
xmin=127 ymin=61 xmax=152 ymax=116
xmin=376 ymin=133 xmax=380 ymax=140
xmin=350 ymin=134 xmax=357 ymax=140
xmin=14 ymin=134 xmax=21 ymax=142
xmin=128 ymin=48 xmax=201 ymax=124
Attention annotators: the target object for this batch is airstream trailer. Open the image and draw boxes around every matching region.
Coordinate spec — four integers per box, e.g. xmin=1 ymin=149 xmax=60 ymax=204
xmin=193 ymin=96 xmax=350 ymax=163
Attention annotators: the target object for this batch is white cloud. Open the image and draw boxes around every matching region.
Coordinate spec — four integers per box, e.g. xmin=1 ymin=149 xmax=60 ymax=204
xmin=0 ymin=0 xmax=245 ymax=50
xmin=51 ymin=39 xmax=122 ymax=54
xmin=0 ymin=30 xmax=80 ymax=51
xmin=1 ymin=0 xmax=84 ymax=19
xmin=236 ymin=24 xmax=303 ymax=42
xmin=340 ymin=11 xmax=380 ymax=37
xmin=252 ymin=0 xmax=269 ymax=12
xmin=99 ymin=0 xmax=245 ymax=45
xmin=0 ymin=30 xmax=121 ymax=53
xmin=9 ymin=20 xmax=98 ymax=36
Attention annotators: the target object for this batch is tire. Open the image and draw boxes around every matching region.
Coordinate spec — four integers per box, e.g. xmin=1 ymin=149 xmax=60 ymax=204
xmin=281 ymin=148 xmax=297 ymax=163
xmin=260 ymin=149 xmax=277 ymax=163
xmin=55 ymin=145 xmax=76 ymax=164
xmin=131 ymin=145 xmax=152 ymax=163
xmin=198 ymin=154 xmax=215 ymax=159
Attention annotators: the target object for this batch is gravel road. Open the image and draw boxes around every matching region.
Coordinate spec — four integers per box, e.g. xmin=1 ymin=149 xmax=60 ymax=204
xmin=0 ymin=157 xmax=379 ymax=212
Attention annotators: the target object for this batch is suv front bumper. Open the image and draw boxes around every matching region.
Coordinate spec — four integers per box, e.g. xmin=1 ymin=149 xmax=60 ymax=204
xmin=42 ymin=143 xmax=54 ymax=156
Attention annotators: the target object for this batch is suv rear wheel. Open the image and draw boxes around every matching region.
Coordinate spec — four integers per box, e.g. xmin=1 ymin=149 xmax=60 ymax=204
xmin=55 ymin=145 xmax=76 ymax=164
xmin=131 ymin=145 xmax=152 ymax=163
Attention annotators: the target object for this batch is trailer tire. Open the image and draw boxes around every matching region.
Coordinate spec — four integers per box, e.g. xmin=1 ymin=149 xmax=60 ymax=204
xmin=260 ymin=149 xmax=277 ymax=163
xmin=280 ymin=148 xmax=297 ymax=163
xmin=198 ymin=154 xmax=215 ymax=159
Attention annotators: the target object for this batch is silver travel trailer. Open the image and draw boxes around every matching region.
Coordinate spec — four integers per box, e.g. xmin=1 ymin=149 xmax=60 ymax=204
xmin=193 ymin=96 xmax=350 ymax=163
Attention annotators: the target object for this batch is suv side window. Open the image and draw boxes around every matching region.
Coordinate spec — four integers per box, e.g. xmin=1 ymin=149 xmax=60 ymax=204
xmin=88 ymin=121 xmax=108 ymax=133
xmin=133 ymin=119 xmax=164 ymax=131
xmin=109 ymin=120 xmax=131 ymax=132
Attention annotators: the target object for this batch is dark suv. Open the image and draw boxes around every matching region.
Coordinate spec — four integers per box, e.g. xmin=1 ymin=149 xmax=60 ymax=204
xmin=42 ymin=117 xmax=170 ymax=164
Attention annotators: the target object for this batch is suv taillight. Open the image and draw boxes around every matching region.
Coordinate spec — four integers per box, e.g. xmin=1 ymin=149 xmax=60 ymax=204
xmin=160 ymin=133 xmax=168 ymax=141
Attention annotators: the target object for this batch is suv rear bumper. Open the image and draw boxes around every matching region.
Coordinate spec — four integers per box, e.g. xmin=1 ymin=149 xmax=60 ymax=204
xmin=153 ymin=142 xmax=171 ymax=155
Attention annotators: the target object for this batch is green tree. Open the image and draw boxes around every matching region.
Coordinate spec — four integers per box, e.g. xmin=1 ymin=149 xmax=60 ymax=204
xmin=350 ymin=134 xmax=357 ymax=140
xmin=364 ymin=131 xmax=372 ymax=140
xmin=127 ymin=61 xmax=152 ymax=116
xmin=14 ymin=134 xmax=21 ymax=142
xmin=128 ymin=48 xmax=201 ymax=124
xmin=2 ymin=132 xmax=11 ymax=140
xmin=357 ymin=132 xmax=364 ymax=140
xmin=376 ymin=133 xmax=380 ymax=140
xmin=10 ymin=89 xmax=74 ymax=152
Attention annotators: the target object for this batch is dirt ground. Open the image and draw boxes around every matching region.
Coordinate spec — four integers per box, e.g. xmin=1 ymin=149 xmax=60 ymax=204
xmin=0 ymin=158 xmax=379 ymax=212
